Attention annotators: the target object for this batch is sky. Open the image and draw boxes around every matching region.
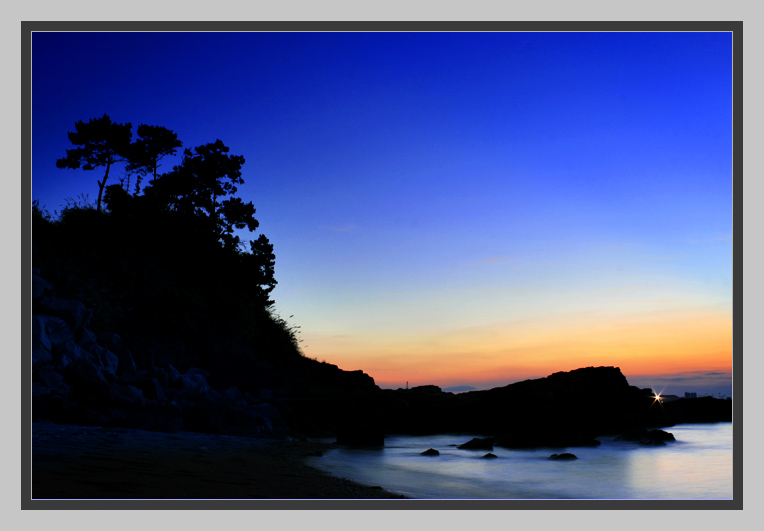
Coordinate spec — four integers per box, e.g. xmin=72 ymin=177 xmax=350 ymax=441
xmin=31 ymin=30 xmax=733 ymax=397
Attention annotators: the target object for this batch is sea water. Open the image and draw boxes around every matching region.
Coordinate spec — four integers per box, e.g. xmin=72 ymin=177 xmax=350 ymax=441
xmin=306 ymin=423 xmax=733 ymax=499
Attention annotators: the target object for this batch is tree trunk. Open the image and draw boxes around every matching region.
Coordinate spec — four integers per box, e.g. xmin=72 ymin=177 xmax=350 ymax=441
xmin=96 ymin=161 xmax=112 ymax=212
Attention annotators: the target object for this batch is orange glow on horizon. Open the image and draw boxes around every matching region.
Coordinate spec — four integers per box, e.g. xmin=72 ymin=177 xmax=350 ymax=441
xmin=302 ymin=305 xmax=732 ymax=389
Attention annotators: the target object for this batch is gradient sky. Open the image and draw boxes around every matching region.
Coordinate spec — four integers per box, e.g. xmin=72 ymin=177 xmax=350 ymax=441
xmin=31 ymin=31 xmax=733 ymax=396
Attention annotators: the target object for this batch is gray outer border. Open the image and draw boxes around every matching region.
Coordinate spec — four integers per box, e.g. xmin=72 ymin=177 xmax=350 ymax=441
xmin=21 ymin=20 xmax=742 ymax=510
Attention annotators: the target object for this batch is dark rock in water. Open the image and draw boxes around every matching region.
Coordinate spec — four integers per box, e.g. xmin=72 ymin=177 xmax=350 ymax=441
xmin=549 ymin=453 xmax=578 ymax=460
xmin=458 ymin=437 xmax=494 ymax=450
xmin=615 ymin=428 xmax=648 ymax=442
xmin=616 ymin=428 xmax=675 ymax=446
xmin=637 ymin=429 xmax=675 ymax=446
xmin=482 ymin=453 xmax=498 ymax=459
xmin=421 ymin=448 xmax=440 ymax=456
xmin=646 ymin=429 xmax=675 ymax=442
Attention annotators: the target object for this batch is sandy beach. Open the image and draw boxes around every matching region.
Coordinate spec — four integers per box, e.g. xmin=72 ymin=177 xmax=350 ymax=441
xmin=31 ymin=421 xmax=406 ymax=500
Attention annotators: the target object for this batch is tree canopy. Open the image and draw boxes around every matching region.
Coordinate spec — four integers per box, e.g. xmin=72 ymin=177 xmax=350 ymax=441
xmin=143 ymin=139 xmax=259 ymax=252
xmin=124 ymin=124 xmax=183 ymax=195
xmin=57 ymin=115 xmax=275 ymax=307
xmin=56 ymin=114 xmax=132 ymax=212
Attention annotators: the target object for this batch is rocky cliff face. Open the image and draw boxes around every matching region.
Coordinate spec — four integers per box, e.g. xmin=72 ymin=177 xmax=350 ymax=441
xmin=31 ymin=270 xmax=378 ymax=438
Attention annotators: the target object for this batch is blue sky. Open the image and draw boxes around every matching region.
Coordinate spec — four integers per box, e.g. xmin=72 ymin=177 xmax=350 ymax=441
xmin=32 ymin=31 xmax=733 ymax=396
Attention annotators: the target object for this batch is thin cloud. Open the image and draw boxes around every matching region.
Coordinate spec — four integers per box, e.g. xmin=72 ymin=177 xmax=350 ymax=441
xmin=631 ymin=370 xmax=731 ymax=384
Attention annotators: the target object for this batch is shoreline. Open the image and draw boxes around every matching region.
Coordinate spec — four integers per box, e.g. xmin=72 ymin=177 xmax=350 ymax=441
xmin=31 ymin=421 xmax=407 ymax=500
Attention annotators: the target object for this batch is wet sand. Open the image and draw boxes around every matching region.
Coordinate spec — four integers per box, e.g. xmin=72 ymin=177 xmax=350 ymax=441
xmin=31 ymin=421 xmax=406 ymax=500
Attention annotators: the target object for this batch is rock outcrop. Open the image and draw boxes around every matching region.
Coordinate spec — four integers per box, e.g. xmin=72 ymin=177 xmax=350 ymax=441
xmin=378 ymin=366 xmax=730 ymax=446
xmin=31 ymin=271 xmax=285 ymax=437
xmin=381 ymin=366 xmax=641 ymax=441
xmin=615 ymin=428 xmax=676 ymax=446
xmin=549 ymin=453 xmax=578 ymax=460
xmin=457 ymin=437 xmax=494 ymax=450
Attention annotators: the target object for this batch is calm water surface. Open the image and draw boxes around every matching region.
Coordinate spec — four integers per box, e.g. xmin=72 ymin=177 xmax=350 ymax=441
xmin=307 ymin=423 xmax=733 ymax=499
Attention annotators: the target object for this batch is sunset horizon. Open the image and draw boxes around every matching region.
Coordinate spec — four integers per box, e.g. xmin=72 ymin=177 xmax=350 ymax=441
xmin=32 ymin=30 xmax=733 ymax=400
